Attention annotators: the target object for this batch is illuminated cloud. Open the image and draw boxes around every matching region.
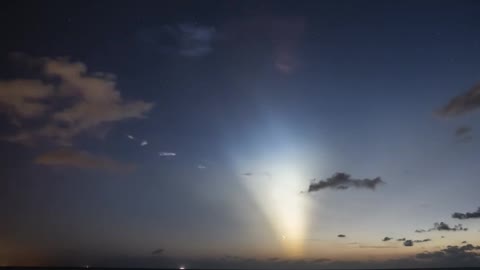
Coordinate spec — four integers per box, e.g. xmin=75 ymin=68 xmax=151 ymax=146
xmin=437 ymin=83 xmax=480 ymax=117
xmin=0 ymin=54 xmax=153 ymax=145
xmin=127 ymin=135 xmax=135 ymax=140
xmin=452 ymin=207 xmax=480 ymax=219
xmin=159 ymin=152 xmax=176 ymax=157
xmin=307 ymin=172 xmax=384 ymax=192
xmin=140 ymin=140 xmax=148 ymax=146
xmin=35 ymin=148 xmax=135 ymax=172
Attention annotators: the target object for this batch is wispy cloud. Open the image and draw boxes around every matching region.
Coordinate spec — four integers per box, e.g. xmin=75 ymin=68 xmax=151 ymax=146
xmin=452 ymin=207 xmax=480 ymax=220
xmin=158 ymin=152 xmax=176 ymax=157
xmin=437 ymin=83 xmax=480 ymax=117
xmin=34 ymin=148 xmax=135 ymax=173
xmin=151 ymin=248 xmax=164 ymax=256
xmin=0 ymin=53 xmax=153 ymax=145
xmin=197 ymin=164 xmax=207 ymax=169
xmin=307 ymin=172 xmax=384 ymax=192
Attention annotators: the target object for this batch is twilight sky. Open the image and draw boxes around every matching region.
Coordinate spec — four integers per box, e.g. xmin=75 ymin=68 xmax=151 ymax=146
xmin=1 ymin=1 xmax=480 ymax=268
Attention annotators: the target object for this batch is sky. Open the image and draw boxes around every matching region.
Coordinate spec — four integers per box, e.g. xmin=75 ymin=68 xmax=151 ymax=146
xmin=1 ymin=0 xmax=480 ymax=268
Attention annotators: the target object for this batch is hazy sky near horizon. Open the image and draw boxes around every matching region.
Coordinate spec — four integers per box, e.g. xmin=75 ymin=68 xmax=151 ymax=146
xmin=1 ymin=0 xmax=480 ymax=268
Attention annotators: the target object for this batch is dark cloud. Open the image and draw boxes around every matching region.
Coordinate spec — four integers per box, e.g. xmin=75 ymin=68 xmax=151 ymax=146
xmin=416 ymin=222 xmax=468 ymax=232
xmin=397 ymin=238 xmax=406 ymax=241
xmin=462 ymin=241 xmax=468 ymax=244
xmin=404 ymin=240 xmax=414 ymax=247
xmin=307 ymin=172 xmax=384 ymax=192
xmin=151 ymin=249 xmax=164 ymax=256
xmin=382 ymin=237 xmax=393 ymax=241
xmin=416 ymin=244 xmax=480 ymax=265
xmin=139 ymin=23 xmax=216 ymax=57
xmin=413 ymin=239 xmax=431 ymax=243
xmin=34 ymin=148 xmax=135 ymax=173
xmin=455 ymin=126 xmax=472 ymax=137
xmin=0 ymin=54 xmax=153 ymax=146
xmin=452 ymin=207 xmax=480 ymax=220
xmin=437 ymin=83 xmax=480 ymax=117
xmin=337 ymin=234 xmax=346 ymax=238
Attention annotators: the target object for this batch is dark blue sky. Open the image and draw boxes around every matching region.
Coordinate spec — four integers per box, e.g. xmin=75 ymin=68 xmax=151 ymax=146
xmin=1 ymin=1 xmax=480 ymax=268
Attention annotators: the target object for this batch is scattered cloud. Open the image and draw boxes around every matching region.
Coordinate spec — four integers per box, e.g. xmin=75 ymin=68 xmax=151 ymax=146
xmin=140 ymin=140 xmax=148 ymax=146
xmin=452 ymin=207 xmax=480 ymax=220
xmin=437 ymin=83 xmax=480 ymax=117
xmin=158 ymin=152 xmax=176 ymax=157
xmin=413 ymin=239 xmax=431 ymax=243
xmin=241 ymin=171 xmax=271 ymax=179
xmin=455 ymin=126 xmax=472 ymax=137
xmin=127 ymin=135 xmax=135 ymax=140
xmin=337 ymin=234 xmax=346 ymax=238
xmin=417 ymin=222 xmax=468 ymax=232
xmin=34 ymin=148 xmax=135 ymax=172
xmin=382 ymin=237 xmax=393 ymax=241
xmin=462 ymin=241 xmax=468 ymax=244
xmin=397 ymin=238 xmax=406 ymax=241
xmin=151 ymin=248 xmax=164 ymax=256
xmin=197 ymin=164 xmax=207 ymax=169
xmin=307 ymin=172 xmax=384 ymax=192
xmin=404 ymin=240 xmax=413 ymax=247
xmin=0 ymin=53 xmax=153 ymax=145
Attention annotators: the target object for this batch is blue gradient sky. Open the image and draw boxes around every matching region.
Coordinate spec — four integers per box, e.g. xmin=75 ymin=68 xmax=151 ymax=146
xmin=1 ymin=0 xmax=480 ymax=268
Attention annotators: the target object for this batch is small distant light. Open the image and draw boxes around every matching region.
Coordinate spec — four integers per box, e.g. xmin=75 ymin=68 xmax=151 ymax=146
xmin=179 ymin=266 xmax=185 ymax=270
xmin=85 ymin=265 xmax=89 ymax=269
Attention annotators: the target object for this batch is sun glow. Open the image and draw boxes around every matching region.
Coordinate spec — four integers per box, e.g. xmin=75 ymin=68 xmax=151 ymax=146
xmin=241 ymin=162 xmax=310 ymax=257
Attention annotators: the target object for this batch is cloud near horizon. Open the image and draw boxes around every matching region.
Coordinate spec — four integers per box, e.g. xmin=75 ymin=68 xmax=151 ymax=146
xmin=307 ymin=172 xmax=384 ymax=192
xmin=0 ymin=53 xmax=153 ymax=145
xmin=416 ymin=222 xmax=468 ymax=232
xmin=35 ymin=148 xmax=135 ymax=172
xmin=452 ymin=207 xmax=480 ymax=219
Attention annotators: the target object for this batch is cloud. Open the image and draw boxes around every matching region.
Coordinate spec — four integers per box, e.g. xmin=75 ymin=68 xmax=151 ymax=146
xmin=197 ymin=164 xmax=207 ymax=169
xmin=452 ymin=207 xmax=480 ymax=220
xmin=0 ymin=54 xmax=153 ymax=145
xmin=404 ymin=240 xmax=413 ymax=247
xmin=416 ymin=244 xmax=480 ymax=265
xmin=241 ymin=171 xmax=272 ymax=179
xmin=151 ymin=249 xmax=164 ymax=256
xmin=397 ymin=238 xmax=406 ymax=241
xmin=437 ymin=83 xmax=480 ymax=117
xmin=413 ymin=239 xmax=431 ymax=243
xmin=140 ymin=23 xmax=216 ymax=57
xmin=140 ymin=140 xmax=148 ymax=146
xmin=158 ymin=152 xmax=176 ymax=157
xmin=455 ymin=126 xmax=472 ymax=137
xmin=307 ymin=172 xmax=384 ymax=192
xmin=417 ymin=222 xmax=468 ymax=232
xmin=337 ymin=234 xmax=346 ymax=238
xmin=382 ymin=237 xmax=393 ymax=241
xmin=34 ymin=148 xmax=135 ymax=172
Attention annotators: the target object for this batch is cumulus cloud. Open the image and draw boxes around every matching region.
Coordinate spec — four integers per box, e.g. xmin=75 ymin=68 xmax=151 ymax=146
xmin=337 ymin=234 xmax=346 ymax=238
xmin=0 ymin=54 xmax=153 ymax=145
xmin=404 ymin=240 xmax=413 ymax=247
xmin=417 ymin=222 xmax=468 ymax=232
xmin=382 ymin=237 xmax=393 ymax=241
xmin=35 ymin=148 xmax=135 ymax=172
xmin=307 ymin=172 xmax=384 ymax=192
xmin=158 ymin=152 xmax=176 ymax=157
xmin=151 ymin=248 xmax=164 ymax=256
xmin=452 ymin=207 xmax=480 ymax=220
xmin=437 ymin=83 xmax=480 ymax=117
